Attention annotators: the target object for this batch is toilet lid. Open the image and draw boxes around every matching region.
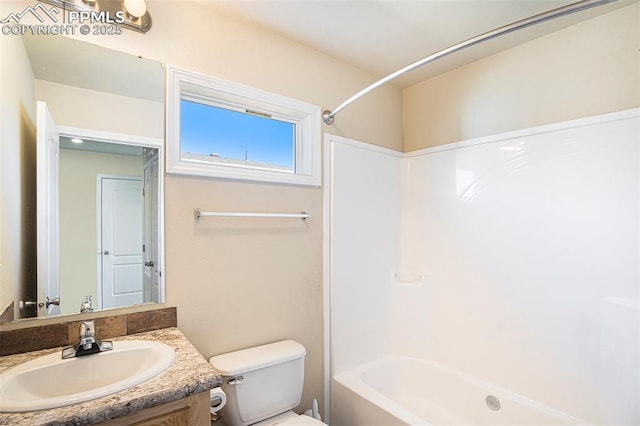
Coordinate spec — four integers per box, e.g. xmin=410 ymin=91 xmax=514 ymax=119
xmin=280 ymin=416 xmax=325 ymax=425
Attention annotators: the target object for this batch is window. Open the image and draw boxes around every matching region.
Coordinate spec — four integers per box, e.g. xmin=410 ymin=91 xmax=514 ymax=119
xmin=180 ymin=99 xmax=296 ymax=172
xmin=166 ymin=67 xmax=321 ymax=186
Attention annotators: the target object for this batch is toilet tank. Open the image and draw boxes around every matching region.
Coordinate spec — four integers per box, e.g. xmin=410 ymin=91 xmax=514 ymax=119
xmin=209 ymin=340 xmax=306 ymax=426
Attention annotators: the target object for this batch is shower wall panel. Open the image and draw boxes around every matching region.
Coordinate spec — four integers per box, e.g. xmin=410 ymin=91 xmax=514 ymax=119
xmin=395 ymin=111 xmax=639 ymax=423
xmin=328 ymin=137 xmax=403 ymax=375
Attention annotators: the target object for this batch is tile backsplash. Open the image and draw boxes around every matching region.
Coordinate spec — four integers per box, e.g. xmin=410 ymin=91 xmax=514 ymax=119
xmin=0 ymin=307 xmax=176 ymax=357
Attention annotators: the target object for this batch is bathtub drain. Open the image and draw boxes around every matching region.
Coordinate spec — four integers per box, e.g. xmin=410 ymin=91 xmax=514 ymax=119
xmin=486 ymin=395 xmax=501 ymax=411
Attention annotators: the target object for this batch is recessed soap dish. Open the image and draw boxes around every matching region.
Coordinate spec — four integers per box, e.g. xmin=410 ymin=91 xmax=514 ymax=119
xmin=394 ymin=272 xmax=423 ymax=282
xmin=392 ymin=270 xmax=429 ymax=287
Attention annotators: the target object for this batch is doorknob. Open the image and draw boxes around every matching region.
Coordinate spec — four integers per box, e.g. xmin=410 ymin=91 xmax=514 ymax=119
xmin=103 ymin=250 xmax=110 ymax=255
xmin=144 ymin=261 xmax=154 ymax=267
xmin=45 ymin=297 xmax=60 ymax=308
xmin=19 ymin=300 xmax=37 ymax=310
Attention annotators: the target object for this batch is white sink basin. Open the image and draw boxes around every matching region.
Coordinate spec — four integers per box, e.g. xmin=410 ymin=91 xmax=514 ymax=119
xmin=0 ymin=340 xmax=175 ymax=412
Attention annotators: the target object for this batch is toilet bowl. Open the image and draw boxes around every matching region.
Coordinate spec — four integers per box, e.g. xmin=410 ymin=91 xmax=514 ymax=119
xmin=209 ymin=340 xmax=326 ymax=426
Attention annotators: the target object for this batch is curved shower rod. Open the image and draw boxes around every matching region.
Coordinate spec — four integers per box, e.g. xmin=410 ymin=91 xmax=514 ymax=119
xmin=322 ymin=0 xmax=616 ymax=125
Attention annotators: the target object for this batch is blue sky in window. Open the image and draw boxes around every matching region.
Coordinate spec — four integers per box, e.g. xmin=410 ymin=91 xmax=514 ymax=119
xmin=180 ymin=100 xmax=295 ymax=169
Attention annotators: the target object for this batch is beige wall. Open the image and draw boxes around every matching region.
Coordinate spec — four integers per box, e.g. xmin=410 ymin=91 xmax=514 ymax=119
xmin=0 ymin=0 xmax=404 ymax=413
xmin=403 ymin=3 xmax=640 ymax=151
xmin=0 ymin=34 xmax=37 ymax=321
xmin=58 ymin=149 xmax=142 ymax=315
xmin=35 ymin=80 xmax=163 ymax=139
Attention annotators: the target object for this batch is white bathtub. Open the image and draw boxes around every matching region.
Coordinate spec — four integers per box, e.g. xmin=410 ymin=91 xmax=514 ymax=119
xmin=331 ymin=356 xmax=589 ymax=426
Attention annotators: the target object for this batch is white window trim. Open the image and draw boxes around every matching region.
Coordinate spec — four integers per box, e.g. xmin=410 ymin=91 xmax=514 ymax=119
xmin=166 ymin=66 xmax=321 ymax=186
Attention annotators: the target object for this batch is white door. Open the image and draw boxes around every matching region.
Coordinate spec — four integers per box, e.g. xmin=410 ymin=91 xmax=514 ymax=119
xmin=100 ymin=177 xmax=143 ymax=309
xmin=36 ymin=102 xmax=60 ymax=317
xmin=143 ymin=151 xmax=160 ymax=303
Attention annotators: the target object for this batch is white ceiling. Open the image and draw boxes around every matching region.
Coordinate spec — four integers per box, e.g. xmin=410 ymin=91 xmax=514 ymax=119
xmin=203 ymin=0 xmax=633 ymax=88
xmin=19 ymin=1 xmax=633 ymax=100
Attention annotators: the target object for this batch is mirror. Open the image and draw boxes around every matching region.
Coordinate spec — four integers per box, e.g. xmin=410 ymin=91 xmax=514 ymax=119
xmin=0 ymin=33 xmax=165 ymax=323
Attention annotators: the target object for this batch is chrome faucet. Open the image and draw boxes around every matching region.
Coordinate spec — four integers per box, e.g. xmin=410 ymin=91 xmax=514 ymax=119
xmin=80 ymin=295 xmax=94 ymax=313
xmin=79 ymin=321 xmax=96 ymax=350
xmin=61 ymin=321 xmax=113 ymax=359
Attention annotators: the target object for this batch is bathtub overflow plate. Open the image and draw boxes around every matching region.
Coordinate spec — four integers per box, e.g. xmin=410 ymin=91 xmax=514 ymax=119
xmin=486 ymin=395 xmax=501 ymax=411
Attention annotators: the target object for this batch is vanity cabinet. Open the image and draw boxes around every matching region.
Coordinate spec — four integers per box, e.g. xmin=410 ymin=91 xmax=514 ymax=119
xmin=99 ymin=391 xmax=210 ymax=426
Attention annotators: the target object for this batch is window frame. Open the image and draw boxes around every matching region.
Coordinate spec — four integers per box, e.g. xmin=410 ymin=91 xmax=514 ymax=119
xmin=166 ymin=66 xmax=321 ymax=186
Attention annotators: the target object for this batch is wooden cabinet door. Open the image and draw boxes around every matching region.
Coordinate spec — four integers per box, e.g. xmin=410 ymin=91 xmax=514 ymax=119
xmin=99 ymin=391 xmax=209 ymax=426
xmin=132 ymin=406 xmax=190 ymax=426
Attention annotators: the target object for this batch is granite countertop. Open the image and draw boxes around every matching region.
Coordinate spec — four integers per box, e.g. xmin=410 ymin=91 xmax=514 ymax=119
xmin=0 ymin=327 xmax=222 ymax=425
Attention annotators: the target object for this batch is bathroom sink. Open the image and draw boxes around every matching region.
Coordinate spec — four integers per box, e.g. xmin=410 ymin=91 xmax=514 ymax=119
xmin=0 ymin=340 xmax=175 ymax=412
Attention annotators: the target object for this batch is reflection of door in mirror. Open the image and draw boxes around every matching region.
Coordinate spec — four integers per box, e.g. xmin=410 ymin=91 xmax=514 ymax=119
xmin=143 ymin=150 xmax=160 ymax=304
xmin=56 ymin=132 xmax=161 ymax=315
xmin=99 ymin=176 xmax=143 ymax=310
xmin=36 ymin=102 xmax=61 ymax=318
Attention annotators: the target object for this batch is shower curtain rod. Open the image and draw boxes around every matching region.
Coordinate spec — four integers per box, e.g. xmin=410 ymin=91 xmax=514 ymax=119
xmin=322 ymin=0 xmax=616 ymax=125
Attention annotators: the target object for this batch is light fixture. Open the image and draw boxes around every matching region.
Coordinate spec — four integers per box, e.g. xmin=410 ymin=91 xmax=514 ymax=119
xmin=123 ymin=0 xmax=147 ymax=19
xmin=39 ymin=0 xmax=152 ymax=33
xmin=70 ymin=138 xmax=84 ymax=144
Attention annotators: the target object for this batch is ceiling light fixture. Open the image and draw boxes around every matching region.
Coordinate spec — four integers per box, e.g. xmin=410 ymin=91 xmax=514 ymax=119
xmin=70 ymin=138 xmax=84 ymax=144
xmin=39 ymin=0 xmax=152 ymax=33
xmin=123 ymin=0 xmax=147 ymax=19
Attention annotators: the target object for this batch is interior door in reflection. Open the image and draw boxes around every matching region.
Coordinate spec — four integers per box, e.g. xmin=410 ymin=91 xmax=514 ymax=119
xmin=100 ymin=177 xmax=143 ymax=309
xmin=36 ymin=101 xmax=61 ymax=317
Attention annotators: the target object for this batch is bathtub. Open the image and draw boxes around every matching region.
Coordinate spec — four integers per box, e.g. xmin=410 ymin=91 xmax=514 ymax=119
xmin=331 ymin=355 xmax=589 ymax=426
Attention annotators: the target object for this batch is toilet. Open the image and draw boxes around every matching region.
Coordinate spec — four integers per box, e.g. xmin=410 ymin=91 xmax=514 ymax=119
xmin=209 ymin=340 xmax=326 ymax=426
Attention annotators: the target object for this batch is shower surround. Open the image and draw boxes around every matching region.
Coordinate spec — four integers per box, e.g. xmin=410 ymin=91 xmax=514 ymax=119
xmin=326 ymin=109 xmax=640 ymax=425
